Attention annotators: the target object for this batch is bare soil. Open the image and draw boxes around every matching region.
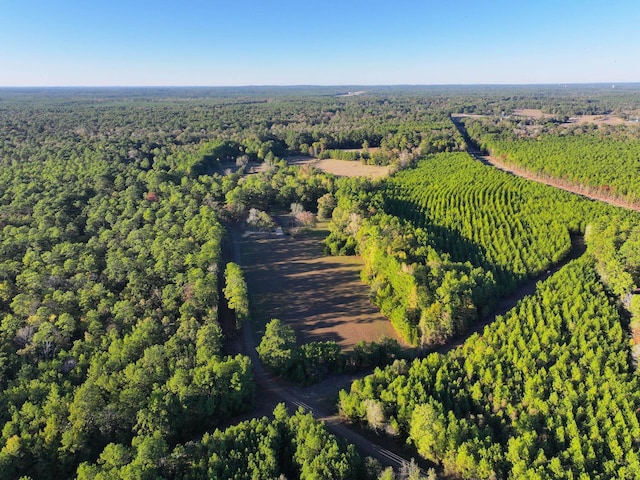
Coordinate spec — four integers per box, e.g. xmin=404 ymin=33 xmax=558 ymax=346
xmin=513 ymin=108 xmax=638 ymax=126
xmin=248 ymin=156 xmax=389 ymax=178
xmin=513 ymin=108 xmax=556 ymax=119
xmin=240 ymin=224 xmax=401 ymax=350
xmin=288 ymin=156 xmax=390 ymax=179
xmin=313 ymin=159 xmax=390 ymax=178
xmin=456 ymin=110 xmax=639 ymax=127
xmin=565 ymin=114 xmax=630 ymax=126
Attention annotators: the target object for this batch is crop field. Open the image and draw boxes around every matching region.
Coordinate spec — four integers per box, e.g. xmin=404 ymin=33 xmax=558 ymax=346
xmin=240 ymin=224 xmax=400 ymax=350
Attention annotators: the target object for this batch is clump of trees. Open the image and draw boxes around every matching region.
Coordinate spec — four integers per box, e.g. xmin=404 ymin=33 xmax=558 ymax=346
xmin=222 ymin=163 xmax=335 ymax=219
xmin=247 ymin=207 xmax=276 ymax=231
xmin=256 ymin=319 xmax=343 ymax=385
xmin=355 ymin=213 xmax=495 ymax=345
xmin=77 ymin=403 xmax=364 ymax=479
xmin=257 ymin=319 xmax=401 ymax=385
xmin=223 ymin=262 xmax=249 ymax=330
xmin=290 ymin=202 xmax=316 ymax=231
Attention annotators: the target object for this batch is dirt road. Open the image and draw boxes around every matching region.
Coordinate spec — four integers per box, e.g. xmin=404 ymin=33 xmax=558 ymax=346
xmin=450 ymin=114 xmax=640 ymax=212
xmin=431 ymin=234 xmax=586 ymax=355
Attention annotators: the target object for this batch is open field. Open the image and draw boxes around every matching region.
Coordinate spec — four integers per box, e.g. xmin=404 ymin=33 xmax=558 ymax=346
xmin=311 ymin=158 xmax=390 ymax=178
xmin=249 ymin=157 xmax=390 ymax=178
xmin=240 ymin=223 xmax=400 ymax=350
xmin=566 ymin=113 xmax=632 ymax=125
xmin=285 ymin=156 xmax=390 ymax=178
xmin=512 ymin=108 xmax=556 ymax=119
xmin=513 ymin=108 xmax=639 ymax=125
xmin=458 ymin=109 xmax=640 ymax=126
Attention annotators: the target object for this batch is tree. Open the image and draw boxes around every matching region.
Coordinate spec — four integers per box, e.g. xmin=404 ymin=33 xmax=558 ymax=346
xmin=290 ymin=203 xmax=304 ymax=216
xmin=409 ymin=402 xmax=449 ymax=464
xmin=256 ymin=319 xmax=297 ymax=375
xmin=365 ymin=399 xmax=386 ymax=432
xmin=295 ymin=211 xmax=316 ymax=229
xmin=317 ymin=193 xmax=336 ymax=221
xmin=247 ymin=208 xmax=275 ymax=231
xmin=223 ymin=262 xmax=249 ymax=330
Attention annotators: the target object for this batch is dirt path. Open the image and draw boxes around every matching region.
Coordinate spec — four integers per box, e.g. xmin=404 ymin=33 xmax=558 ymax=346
xmin=451 ymin=114 xmax=640 ymax=212
xmin=475 ymin=153 xmax=640 ymax=212
xmin=431 ymin=234 xmax=586 ymax=354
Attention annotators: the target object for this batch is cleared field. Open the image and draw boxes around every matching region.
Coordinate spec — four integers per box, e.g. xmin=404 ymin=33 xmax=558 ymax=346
xmin=240 ymin=224 xmax=400 ymax=350
xmin=513 ymin=108 xmax=638 ymax=125
xmin=313 ymin=158 xmax=390 ymax=178
xmin=249 ymin=156 xmax=389 ymax=178
xmin=284 ymin=156 xmax=389 ymax=179
xmin=566 ymin=113 xmax=630 ymax=125
xmin=512 ymin=108 xmax=555 ymax=119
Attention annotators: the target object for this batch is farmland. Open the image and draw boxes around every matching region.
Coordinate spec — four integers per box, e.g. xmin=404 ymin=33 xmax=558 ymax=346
xmin=239 ymin=223 xmax=400 ymax=349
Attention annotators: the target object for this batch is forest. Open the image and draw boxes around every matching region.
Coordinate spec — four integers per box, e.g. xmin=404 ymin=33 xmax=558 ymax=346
xmin=0 ymin=85 xmax=639 ymax=479
xmin=461 ymin=113 xmax=640 ymax=205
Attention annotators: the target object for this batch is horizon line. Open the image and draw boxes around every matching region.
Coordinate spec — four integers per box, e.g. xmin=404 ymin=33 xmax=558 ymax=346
xmin=0 ymin=82 xmax=638 ymax=89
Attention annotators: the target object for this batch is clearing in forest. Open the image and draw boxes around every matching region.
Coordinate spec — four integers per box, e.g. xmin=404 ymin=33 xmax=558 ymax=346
xmin=240 ymin=223 xmax=400 ymax=350
xmin=286 ymin=156 xmax=390 ymax=179
xmin=513 ymin=108 xmax=638 ymax=125
xmin=310 ymin=158 xmax=390 ymax=178
xmin=250 ymin=155 xmax=389 ymax=178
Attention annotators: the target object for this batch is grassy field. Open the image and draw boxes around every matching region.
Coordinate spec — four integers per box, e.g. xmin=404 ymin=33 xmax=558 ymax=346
xmin=240 ymin=222 xmax=400 ymax=351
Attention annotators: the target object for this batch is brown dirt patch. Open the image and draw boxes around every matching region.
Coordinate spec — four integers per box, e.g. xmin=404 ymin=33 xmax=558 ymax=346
xmin=249 ymin=156 xmax=389 ymax=178
xmin=565 ymin=114 xmax=631 ymax=126
xmin=313 ymin=159 xmax=390 ymax=178
xmin=240 ymin=224 xmax=401 ymax=350
xmin=285 ymin=157 xmax=389 ymax=179
xmin=513 ymin=108 xmax=555 ymax=119
xmin=512 ymin=108 xmax=638 ymax=126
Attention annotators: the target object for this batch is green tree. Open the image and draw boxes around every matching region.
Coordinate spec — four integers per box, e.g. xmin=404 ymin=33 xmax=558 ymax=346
xmin=256 ymin=319 xmax=297 ymax=375
xmin=223 ymin=262 xmax=249 ymax=330
xmin=317 ymin=192 xmax=337 ymax=221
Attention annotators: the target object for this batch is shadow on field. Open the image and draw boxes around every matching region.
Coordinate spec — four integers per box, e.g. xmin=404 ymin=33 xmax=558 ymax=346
xmin=241 ymin=226 xmax=401 ymax=350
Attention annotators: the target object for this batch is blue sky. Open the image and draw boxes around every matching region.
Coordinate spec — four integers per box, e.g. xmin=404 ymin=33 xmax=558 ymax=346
xmin=0 ymin=0 xmax=638 ymax=86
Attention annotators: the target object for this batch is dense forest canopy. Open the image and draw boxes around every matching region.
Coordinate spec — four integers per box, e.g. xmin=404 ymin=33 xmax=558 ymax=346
xmin=461 ymin=115 xmax=640 ymax=204
xmin=0 ymin=85 xmax=639 ymax=479
xmin=339 ymin=257 xmax=640 ymax=478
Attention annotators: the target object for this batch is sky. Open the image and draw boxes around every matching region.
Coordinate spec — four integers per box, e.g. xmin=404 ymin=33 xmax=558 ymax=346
xmin=0 ymin=0 xmax=638 ymax=86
